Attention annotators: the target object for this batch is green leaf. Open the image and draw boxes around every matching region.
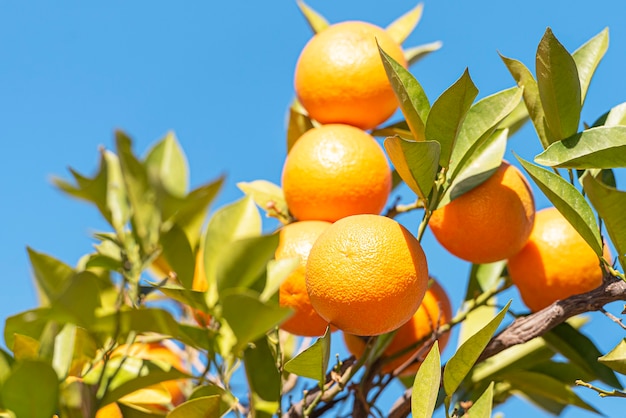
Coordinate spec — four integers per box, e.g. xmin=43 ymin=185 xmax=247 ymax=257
xmin=92 ymin=308 xmax=181 ymax=343
xmin=221 ymin=290 xmax=292 ymax=355
xmin=167 ymin=395 xmax=222 ymax=418
xmin=466 ymin=381 xmax=494 ymax=418
xmin=0 ymin=349 xmax=14 ymax=384
xmin=4 ymin=309 xmax=50 ymax=351
xmin=379 ymin=46 xmax=430 ymax=141
xmin=405 ymin=41 xmax=443 ymax=67
xmin=159 ymin=224 xmax=196 ymax=289
xmin=237 ymin=180 xmax=290 ymax=222
xmin=516 ymin=156 xmax=604 ymax=256
xmin=12 ymin=334 xmax=39 ymax=361
xmin=26 ymin=248 xmax=75 ymax=306
xmin=528 ymin=360 xmax=595 ymax=384
xmin=287 ymin=100 xmax=315 ymax=153
xmin=443 ymin=301 xmax=510 ymax=396
xmin=599 ymin=339 xmax=626 ymax=375
xmin=100 ymin=365 xmax=188 ymax=406
xmin=581 ymin=170 xmax=626 ymax=270
xmin=500 ymin=53 xmax=551 ymax=147
xmin=144 ymin=131 xmax=189 ymax=198
xmin=411 ymin=341 xmax=440 ymax=418
xmin=572 ymin=28 xmax=609 ymax=105
xmin=1 ymin=360 xmax=58 ymax=418
xmin=385 ymin=3 xmax=423 ymax=45
xmin=296 ymin=0 xmax=329 ymax=33
xmin=449 ymin=86 xmax=522 ymax=179
xmin=543 ymin=322 xmax=621 ymax=389
xmin=372 ymin=121 xmax=413 ymax=140
xmin=384 ymin=137 xmax=440 ymax=201
xmin=244 ymin=337 xmax=281 ymax=404
xmin=536 ymin=28 xmax=581 ymax=141
xmin=603 ymin=102 xmax=626 ymax=127
xmin=260 ymin=258 xmax=299 ymax=303
xmin=284 ymin=327 xmax=331 ymax=386
xmin=425 ymin=69 xmax=478 ymax=168
xmin=49 ymin=271 xmax=101 ymax=328
xmin=535 ymin=126 xmax=626 ymax=168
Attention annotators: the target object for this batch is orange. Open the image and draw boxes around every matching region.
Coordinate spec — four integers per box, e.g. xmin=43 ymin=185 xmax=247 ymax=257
xmin=294 ymin=21 xmax=407 ymax=130
xmin=508 ymin=207 xmax=611 ymax=312
xmin=305 ymin=214 xmax=428 ymax=336
xmin=282 ymin=124 xmax=392 ymax=222
xmin=343 ymin=279 xmax=452 ymax=375
xmin=275 ymin=220 xmax=333 ymax=336
xmin=429 ymin=161 xmax=535 ymax=264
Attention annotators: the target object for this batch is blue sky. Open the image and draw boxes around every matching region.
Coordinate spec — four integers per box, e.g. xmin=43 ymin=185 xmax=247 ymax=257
xmin=1 ymin=1 xmax=625 ymax=417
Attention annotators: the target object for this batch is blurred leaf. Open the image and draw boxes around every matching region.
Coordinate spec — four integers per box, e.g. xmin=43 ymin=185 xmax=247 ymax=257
xmin=536 ymin=28 xmax=581 ymax=141
xmin=178 ymin=324 xmax=217 ymax=352
xmin=49 ymin=271 xmax=101 ymax=328
xmin=27 ymin=248 xmax=74 ymax=306
xmin=535 ymin=126 xmax=626 ymax=168
xmin=425 ymin=69 xmax=478 ymax=168
xmin=0 ymin=349 xmax=14 ymax=384
xmin=287 ymin=100 xmax=315 ymax=152
xmin=296 ymin=0 xmax=328 ymax=33
xmin=144 ymin=131 xmax=188 ymax=198
xmin=237 ymin=180 xmax=290 ymax=223
xmin=444 ymin=301 xmax=510 ymax=396
xmin=386 ymin=3 xmax=423 ymax=44
xmin=160 ymin=224 xmax=195 ymax=289
xmin=379 ymin=46 xmax=429 ymax=141
xmin=101 ymin=366 xmax=188 ymax=406
xmin=158 ymin=286 xmax=209 ymax=317
xmin=572 ymin=28 xmax=609 ymax=105
xmin=260 ymin=258 xmax=299 ymax=303
xmin=384 ymin=137 xmax=440 ymax=202
xmin=599 ymin=339 xmax=626 ymax=375
xmin=12 ymin=334 xmax=39 ymax=361
xmin=116 ymin=131 xmax=161 ymax=256
xmin=371 ymin=120 xmax=413 ymax=140
xmin=244 ymin=337 xmax=281 ymax=405
xmin=1 ymin=360 xmax=58 ymax=418
xmin=4 ymin=309 xmax=50 ymax=351
xmin=53 ymin=324 xmax=97 ymax=378
xmin=466 ymin=381 xmax=494 ymax=418
xmin=603 ymin=102 xmax=626 ymax=127
xmin=450 ymin=86 xmax=522 ymax=179
xmin=411 ymin=341 xmax=440 ymax=418
xmin=167 ymin=395 xmax=221 ymax=418
xmin=528 ymin=360 xmax=595 ymax=385
xmin=500 ymin=53 xmax=551 ymax=147
xmin=516 ymin=156 xmax=603 ymax=256
xmin=92 ymin=308 xmax=181 ymax=343
xmin=221 ymin=290 xmax=292 ymax=355
xmin=543 ymin=322 xmax=621 ymax=388
xmin=406 ymin=41 xmax=443 ymax=67
xmin=189 ymin=384 xmax=237 ymax=413
xmin=581 ymin=170 xmax=626 ymax=270
xmin=284 ymin=327 xmax=331 ymax=387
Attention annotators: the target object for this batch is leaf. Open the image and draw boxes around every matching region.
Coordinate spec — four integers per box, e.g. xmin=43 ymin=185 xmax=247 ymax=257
xmin=425 ymin=69 xmax=478 ymax=168
xmin=386 ymin=3 xmax=423 ymax=44
xmin=411 ymin=341 xmax=440 ymax=418
xmin=100 ymin=367 xmax=188 ymax=407
xmin=244 ymin=337 xmax=281 ymax=404
xmin=599 ymin=339 xmax=626 ymax=375
xmin=4 ymin=309 xmax=50 ymax=351
xmin=535 ymin=126 xmax=626 ymax=168
xmin=384 ymin=137 xmax=440 ymax=201
xmin=581 ymin=170 xmax=626 ymax=270
xmin=12 ymin=334 xmax=40 ymax=361
xmin=536 ymin=28 xmax=582 ymax=141
xmin=167 ymin=395 xmax=222 ymax=418
xmin=500 ymin=53 xmax=551 ymax=147
xmin=284 ymin=327 xmax=331 ymax=386
xmin=49 ymin=271 xmax=101 ymax=328
xmin=405 ymin=41 xmax=443 ymax=67
xmin=371 ymin=120 xmax=413 ymax=140
xmin=26 ymin=248 xmax=75 ymax=306
xmin=159 ymin=224 xmax=196 ymax=289
xmin=221 ymin=290 xmax=292 ymax=355
xmin=443 ymin=301 xmax=510 ymax=396
xmin=91 ymin=308 xmax=181 ymax=343
xmin=260 ymin=258 xmax=299 ymax=303
xmin=603 ymin=102 xmax=626 ymax=127
xmin=516 ymin=156 xmax=604 ymax=256
xmin=144 ymin=131 xmax=189 ymax=198
xmin=379 ymin=46 xmax=429 ymax=141
xmin=296 ymin=0 xmax=329 ymax=34
xmin=0 ymin=348 xmax=14 ymax=384
xmin=572 ymin=28 xmax=609 ymax=105
xmin=466 ymin=381 xmax=494 ymax=418
xmin=237 ymin=180 xmax=290 ymax=222
xmin=286 ymin=99 xmax=315 ymax=152
xmin=1 ymin=360 xmax=59 ymax=418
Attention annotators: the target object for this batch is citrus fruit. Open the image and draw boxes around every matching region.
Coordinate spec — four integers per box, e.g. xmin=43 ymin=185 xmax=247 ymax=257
xmin=282 ymin=124 xmax=392 ymax=222
xmin=306 ymin=214 xmax=428 ymax=336
xmin=429 ymin=161 xmax=535 ymax=264
xmin=344 ymin=279 xmax=452 ymax=375
xmin=275 ymin=220 xmax=333 ymax=336
xmin=294 ymin=21 xmax=407 ymax=130
xmin=508 ymin=207 xmax=611 ymax=312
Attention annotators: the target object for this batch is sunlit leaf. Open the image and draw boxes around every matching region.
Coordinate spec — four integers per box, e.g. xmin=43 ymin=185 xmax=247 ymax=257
xmin=599 ymin=339 xmax=626 ymax=375
xmin=12 ymin=334 xmax=39 ymax=361
xmin=237 ymin=180 xmax=290 ymax=223
xmin=1 ymin=360 xmax=58 ymax=418
xmin=159 ymin=224 xmax=195 ymax=289
xmin=296 ymin=0 xmax=329 ymax=34
xmin=260 ymin=258 xmax=299 ymax=303
xmin=535 ymin=126 xmax=626 ymax=168
xmin=26 ymin=248 xmax=75 ymax=306
xmin=572 ymin=28 xmax=609 ymax=105
xmin=167 ymin=395 xmax=221 ymax=418
xmin=49 ymin=271 xmax=101 ymax=328
xmin=425 ymin=69 xmax=478 ymax=168
xmin=406 ymin=41 xmax=443 ymax=67
xmin=92 ymin=308 xmax=181 ymax=343
xmin=4 ymin=309 xmax=50 ymax=351
xmin=284 ymin=327 xmax=331 ymax=386
xmin=386 ymin=3 xmax=423 ymax=44
xmin=536 ymin=28 xmax=581 ymax=141
xmin=411 ymin=341 xmax=440 ymax=418
xmin=100 ymin=367 xmax=188 ymax=407
xmin=0 ymin=348 xmax=14 ymax=384
xmin=498 ymin=99 xmax=530 ymax=137
xmin=443 ymin=301 xmax=510 ymax=396
xmin=371 ymin=120 xmax=413 ymax=140
xmin=466 ymin=381 xmax=494 ymax=418
xmin=144 ymin=131 xmax=188 ymax=198
xmin=516 ymin=156 xmax=603 ymax=256
xmin=603 ymin=102 xmax=626 ymax=127
xmin=244 ymin=337 xmax=281 ymax=404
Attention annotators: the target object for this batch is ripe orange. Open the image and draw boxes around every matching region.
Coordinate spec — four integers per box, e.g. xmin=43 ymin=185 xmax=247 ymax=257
xmin=282 ymin=124 xmax=392 ymax=222
xmin=275 ymin=220 xmax=333 ymax=336
xmin=429 ymin=161 xmax=535 ymax=264
xmin=508 ymin=207 xmax=611 ymax=312
xmin=294 ymin=21 xmax=407 ymax=130
xmin=343 ymin=279 xmax=452 ymax=375
xmin=305 ymin=214 xmax=428 ymax=336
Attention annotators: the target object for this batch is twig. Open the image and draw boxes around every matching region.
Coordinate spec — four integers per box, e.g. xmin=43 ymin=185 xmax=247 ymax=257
xmin=600 ymin=307 xmax=626 ymax=330
xmin=576 ymin=380 xmax=626 ymax=398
